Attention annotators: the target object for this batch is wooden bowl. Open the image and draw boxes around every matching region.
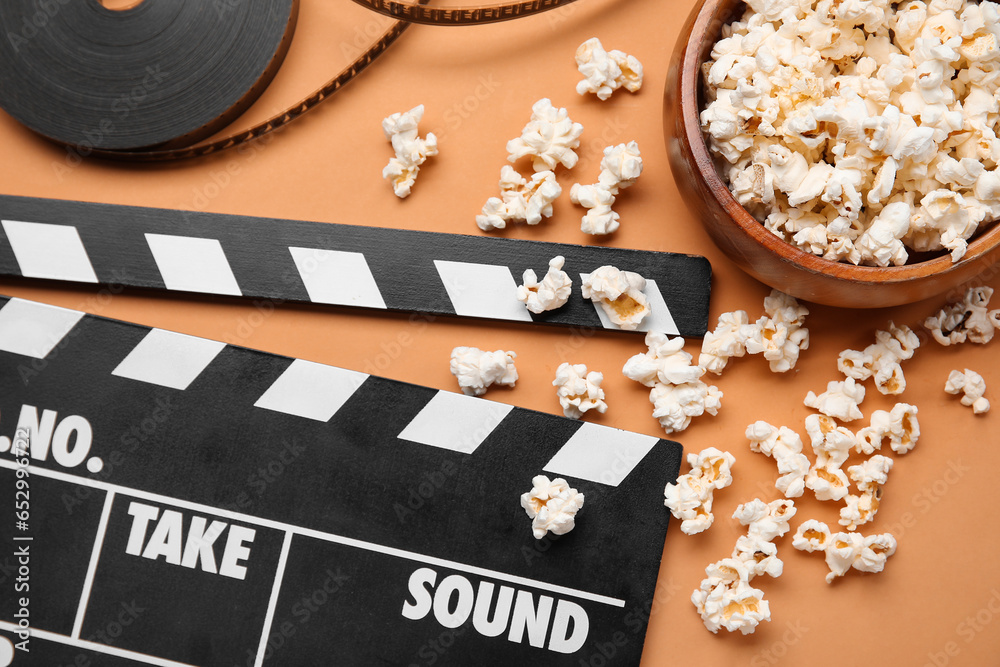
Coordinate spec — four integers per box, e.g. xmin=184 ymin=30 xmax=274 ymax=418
xmin=664 ymin=0 xmax=1000 ymax=308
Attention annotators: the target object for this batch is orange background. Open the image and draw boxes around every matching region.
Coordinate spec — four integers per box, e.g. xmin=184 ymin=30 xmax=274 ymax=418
xmin=1 ymin=0 xmax=999 ymax=664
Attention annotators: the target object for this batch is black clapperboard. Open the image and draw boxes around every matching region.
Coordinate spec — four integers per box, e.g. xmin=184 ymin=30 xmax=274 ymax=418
xmin=0 ymin=295 xmax=684 ymax=666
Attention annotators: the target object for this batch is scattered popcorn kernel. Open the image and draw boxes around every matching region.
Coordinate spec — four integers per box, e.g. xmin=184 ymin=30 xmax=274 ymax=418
xmin=571 ymin=142 xmax=643 ymax=235
xmin=623 ymin=333 xmax=705 ymax=387
xmin=516 ymin=256 xmax=572 ymax=314
xmin=664 ymin=447 xmax=736 ymax=535
xmin=733 ymin=498 xmax=797 ymax=542
xmin=699 ymin=310 xmax=751 ymax=375
xmin=925 ymin=287 xmax=1000 ymax=345
xmin=856 ymin=403 xmax=920 ymax=455
xmin=691 ymin=577 xmax=770 ymax=635
xmin=449 ymin=347 xmax=517 ymax=397
xmin=791 ymin=519 xmax=831 ymax=553
xmin=745 ymin=421 xmax=810 ymax=498
xmin=382 ymin=105 xmax=438 ymax=198
xmin=839 ymin=454 xmax=894 ymax=530
xmin=575 ymin=37 xmax=644 ymax=101
xmin=805 ymin=377 xmax=866 ymax=421
xmin=732 ymin=535 xmax=784 ymax=578
xmin=804 ymin=414 xmax=856 ymax=501
xmin=553 ymin=362 xmax=608 ymax=419
xmin=581 ymin=265 xmax=651 ymax=330
xmin=944 ymin=368 xmax=991 ymax=414
xmin=649 ymin=380 xmax=723 ymax=434
xmin=507 ymin=98 xmax=584 ymax=172
xmin=744 ymin=290 xmax=810 ymax=373
xmin=476 ymin=166 xmax=562 ymax=231
xmin=520 ymin=475 xmax=585 ymax=539
xmin=792 ymin=521 xmax=897 ymax=583
xmin=839 ymin=322 xmax=921 ymax=395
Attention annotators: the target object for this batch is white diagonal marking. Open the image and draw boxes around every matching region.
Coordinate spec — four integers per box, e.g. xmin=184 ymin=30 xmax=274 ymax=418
xmin=543 ymin=422 xmax=660 ymax=487
xmin=2 ymin=219 xmax=98 ymax=283
xmin=112 ymin=329 xmax=227 ymax=390
xmin=434 ymin=260 xmax=532 ymax=322
xmin=289 ymin=247 xmax=387 ymax=309
xmin=254 ymin=359 xmax=369 ymax=422
xmin=145 ymin=233 xmax=242 ymax=296
xmin=0 ymin=298 xmax=85 ymax=359
xmin=397 ymin=391 xmax=513 ymax=454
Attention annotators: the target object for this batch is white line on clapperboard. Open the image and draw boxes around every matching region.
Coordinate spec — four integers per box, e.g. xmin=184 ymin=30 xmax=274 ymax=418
xmin=0 ymin=460 xmax=626 ymax=667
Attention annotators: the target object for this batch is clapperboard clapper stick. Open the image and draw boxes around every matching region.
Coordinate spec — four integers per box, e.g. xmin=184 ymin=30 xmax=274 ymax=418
xmin=0 ymin=296 xmax=682 ymax=666
xmin=0 ymin=195 xmax=711 ymax=337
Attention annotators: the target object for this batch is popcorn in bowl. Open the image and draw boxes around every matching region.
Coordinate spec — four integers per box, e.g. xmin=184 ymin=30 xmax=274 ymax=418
xmin=700 ymin=0 xmax=1000 ymax=265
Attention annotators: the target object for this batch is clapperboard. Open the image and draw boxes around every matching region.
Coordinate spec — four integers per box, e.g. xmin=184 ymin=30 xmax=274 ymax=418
xmin=0 ymin=195 xmax=712 ymax=337
xmin=0 ymin=296 xmax=683 ymax=666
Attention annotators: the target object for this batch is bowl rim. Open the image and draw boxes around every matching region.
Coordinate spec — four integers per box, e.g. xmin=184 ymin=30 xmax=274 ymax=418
xmin=677 ymin=0 xmax=1000 ymax=287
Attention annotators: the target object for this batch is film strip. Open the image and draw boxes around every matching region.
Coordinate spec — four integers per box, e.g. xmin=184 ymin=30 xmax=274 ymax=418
xmin=0 ymin=195 xmax=713 ymax=336
xmin=0 ymin=295 xmax=681 ymax=666
xmin=0 ymin=0 xmax=581 ymax=161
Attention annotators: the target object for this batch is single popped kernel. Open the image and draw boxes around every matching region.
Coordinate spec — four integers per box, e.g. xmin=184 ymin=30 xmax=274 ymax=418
xmin=804 ymin=414 xmax=856 ymax=502
xmin=506 ymin=98 xmax=584 ymax=172
xmin=649 ymin=381 xmax=723 ymax=434
xmin=791 ymin=519 xmax=831 ymax=553
xmin=571 ymin=142 xmax=643 ymax=235
xmin=691 ymin=577 xmax=770 ymax=635
xmin=520 ymin=475 xmax=585 ymax=539
xmin=699 ymin=310 xmax=751 ymax=375
xmin=664 ymin=447 xmax=736 ymax=535
xmin=944 ymin=368 xmax=991 ymax=414
xmin=745 ymin=421 xmax=810 ymax=498
xmin=382 ymin=105 xmax=438 ymax=198
xmin=516 ymin=256 xmax=572 ymax=314
xmin=553 ymin=362 xmax=608 ymax=419
xmin=925 ymin=287 xmax=1000 ymax=345
xmin=623 ymin=332 xmax=705 ymax=387
xmin=476 ymin=166 xmax=562 ymax=231
xmin=449 ymin=347 xmax=517 ymax=397
xmin=575 ymin=37 xmax=644 ymax=100
xmin=733 ymin=498 xmax=797 ymax=542
xmin=804 ymin=377 xmax=866 ymax=422
xmin=581 ymin=265 xmax=651 ymax=330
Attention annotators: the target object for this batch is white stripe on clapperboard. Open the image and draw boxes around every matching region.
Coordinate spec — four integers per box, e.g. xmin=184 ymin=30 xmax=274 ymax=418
xmin=0 ymin=459 xmax=626 ymax=666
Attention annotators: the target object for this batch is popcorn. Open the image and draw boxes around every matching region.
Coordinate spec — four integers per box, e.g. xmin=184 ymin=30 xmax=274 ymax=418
xmin=581 ymin=265 xmax=651 ymax=330
xmin=837 ymin=322 xmax=920 ymax=395
xmin=623 ymin=333 xmax=705 ymax=387
xmin=944 ymin=368 xmax=991 ymax=413
xmin=649 ymin=380 xmax=724 ymax=434
xmin=575 ymin=37 xmax=643 ymax=100
xmin=924 ymin=286 xmax=1000 ymax=345
xmin=839 ymin=454 xmax=894 ymax=530
xmin=691 ymin=497 xmax=795 ymax=635
xmin=449 ymin=347 xmax=517 ymax=397
xmin=792 ymin=521 xmax=897 ymax=583
xmin=699 ymin=310 xmax=751 ymax=374
xmin=745 ymin=421 xmax=811 ymax=497
xmin=520 ymin=475 xmax=585 ymax=539
xmin=571 ymin=142 xmax=643 ymax=235
xmin=506 ymin=98 xmax=584 ymax=172
xmin=701 ymin=0 xmax=1000 ymax=264
xmin=476 ymin=166 xmax=562 ymax=231
xmin=382 ymin=105 xmax=439 ymax=198
xmin=553 ymin=362 xmax=608 ymax=419
xmin=516 ymin=256 xmax=572 ymax=314
xmin=804 ymin=414 xmax=856 ymax=501
xmin=804 ymin=377 xmax=866 ymax=421
xmin=855 ymin=403 xmax=920 ymax=454
xmin=743 ymin=290 xmax=810 ymax=373
xmin=733 ymin=498 xmax=797 ymax=542
xmin=663 ymin=447 xmax=736 ymax=535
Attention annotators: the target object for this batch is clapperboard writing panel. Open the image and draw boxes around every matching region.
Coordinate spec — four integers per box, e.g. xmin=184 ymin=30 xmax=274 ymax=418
xmin=0 ymin=194 xmax=711 ymax=337
xmin=0 ymin=296 xmax=682 ymax=666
